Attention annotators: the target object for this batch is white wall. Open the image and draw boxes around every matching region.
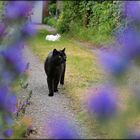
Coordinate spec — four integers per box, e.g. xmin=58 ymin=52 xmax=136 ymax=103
xmin=31 ymin=1 xmax=43 ymax=24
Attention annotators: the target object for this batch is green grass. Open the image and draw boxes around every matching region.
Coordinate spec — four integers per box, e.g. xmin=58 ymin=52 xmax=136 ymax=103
xmin=27 ymin=29 xmax=104 ymax=100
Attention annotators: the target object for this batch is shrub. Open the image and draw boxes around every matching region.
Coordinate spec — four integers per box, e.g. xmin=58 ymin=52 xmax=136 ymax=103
xmin=57 ymin=12 xmax=70 ymax=33
xmin=43 ymin=16 xmax=57 ymax=27
xmin=48 ymin=3 xmax=56 ymax=16
xmin=57 ymin=1 xmax=124 ymax=45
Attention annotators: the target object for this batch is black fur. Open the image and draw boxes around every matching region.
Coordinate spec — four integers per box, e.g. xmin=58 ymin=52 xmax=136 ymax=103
xmin=44 ymin=48 xmax=66 ymax=96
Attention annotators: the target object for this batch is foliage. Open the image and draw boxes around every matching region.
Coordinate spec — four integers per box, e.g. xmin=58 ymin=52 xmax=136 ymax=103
xmin=48 ymin=3 xmax=56 ymax=16
xmin=57 ymin=1 xmax=82 ymax=33
xmin=43 ymin=16 xmax=57 ymax=27
xmin=43 ymin=1 xmax=58 ymax=27
xmin=57 ymin=1 xmax=124 ymax=45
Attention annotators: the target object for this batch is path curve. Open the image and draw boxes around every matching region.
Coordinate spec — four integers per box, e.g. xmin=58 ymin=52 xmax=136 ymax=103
xmin=24 ymin=46 xmax=95 ymax=139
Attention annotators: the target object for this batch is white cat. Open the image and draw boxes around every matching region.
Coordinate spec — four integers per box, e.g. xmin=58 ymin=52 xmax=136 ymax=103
xmin=45 ymin=34 xmax=61 ymax=41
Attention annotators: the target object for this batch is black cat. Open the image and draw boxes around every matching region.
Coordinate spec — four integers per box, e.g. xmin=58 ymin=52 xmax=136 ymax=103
xmin=44 ymin=48 xmax=66 ymax=96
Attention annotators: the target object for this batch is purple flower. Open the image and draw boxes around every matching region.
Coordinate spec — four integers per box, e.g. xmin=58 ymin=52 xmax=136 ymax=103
xmin=3 ymin=129 xmax=13 ymax=137
xmin=2 ymin=43 xmax=26 ymax=73
xmin=0 ymin=86 xmax=17 ymax=113
xmin=0 ymin=86 xmax=9 ymax=110
xmin=118 ymin=28 xmax=140 ymax=60
xmin=1 ymin=71 xmax=15 ymax=85
xmin=5 ymin=1 xmax=32 ymax=19
xmin=3 ymin=115 xmax=13 ymax=125
xmin=99 ymin=51 xmax=128 ymax=76
xmin=125 ymin=1 xmax=140 ymax=21
xmin=46 ymin=117 xmax=79 ymax=139
xmin=6 ymin=94 xmax=17 ymax=113
xmin=0 ymin=22 xmax=6 ymax=37
xmin=87 ymin=87 xmax=117 ymax=120
xmin=125 ymin=129 xmax=140 ymax=139
xmin=21 ymin=22 xmax=36 ymax=38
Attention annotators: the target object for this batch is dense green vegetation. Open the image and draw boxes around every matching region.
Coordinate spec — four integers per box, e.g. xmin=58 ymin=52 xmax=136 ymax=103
xmin=56 ymin=1 xmax=123 ymax=45
xmin=43 ymin=16 xmax=57 ymax=27
xmin=43 ymin=1 xmax=57 ymax=27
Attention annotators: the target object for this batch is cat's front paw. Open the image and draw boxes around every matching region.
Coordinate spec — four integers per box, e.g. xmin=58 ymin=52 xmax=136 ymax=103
xmin=48 ymin=93 xmax=54 ymax=97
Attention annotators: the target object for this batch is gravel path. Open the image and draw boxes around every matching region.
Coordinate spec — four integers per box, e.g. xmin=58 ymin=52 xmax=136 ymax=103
xmin=23 ymin=46 xmax=95 ymax=139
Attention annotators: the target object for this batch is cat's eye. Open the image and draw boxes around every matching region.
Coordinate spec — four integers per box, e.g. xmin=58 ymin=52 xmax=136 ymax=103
xmin=58 ymin=56 xmax=61 ymax=58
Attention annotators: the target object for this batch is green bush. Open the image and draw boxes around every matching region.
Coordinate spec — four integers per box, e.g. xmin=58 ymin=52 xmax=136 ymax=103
xmin=57 ymin=1 xmax=123 ymax=45
xmin=43 ymin=16 xmax=57 ymax=27
xmin=57 ymin=12 xmax=70 ymax=33
xmin=43 ymin=16 xmax=49 ymax=24
xmin=48 ymin=3 xmax=56 ymax=16
xmin=57 ymin=1 xmax=83 ymax=33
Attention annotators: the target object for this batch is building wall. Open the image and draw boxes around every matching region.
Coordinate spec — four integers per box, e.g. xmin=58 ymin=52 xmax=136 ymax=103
xmin=31 ymin=1 xmax=43 ymax=24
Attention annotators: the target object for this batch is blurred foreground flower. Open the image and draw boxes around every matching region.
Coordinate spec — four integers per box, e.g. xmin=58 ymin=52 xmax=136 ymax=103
xmin=0 ymin=86 xmax=16 ymax=113
xmin=45 ymin=117 xmax=79 ymax=139
xmin=21 ymin=22 xmax=36 ymax=39
xmin=3 ymin=129 xmax=13 ymax=137
xmin=119 ymin=28 xmax=140 ymax=61
xmin=87 ymin=87 xmax=117 ymax=121
xmin=125 ymin=1 xmax=140 ymax=21
xmin=2 ymin=43 xmax=26 ymax=74
xmin=99 ymin=51 xmax=128 ymax=76
xmin=0 ymin=22 xmax=6 ymax=37
xmin=3 ymin=115 xmax=13 ymax=126
xmin=0 ymin=1 xmax=35 ymax=138
xmin=5 ymin=1 xmax=32 ymax=20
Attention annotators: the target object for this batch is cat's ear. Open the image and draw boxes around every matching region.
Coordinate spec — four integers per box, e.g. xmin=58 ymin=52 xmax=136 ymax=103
xmin=53 ymin=49 xmax=58 ymax=55
xmin=62 ymin=48 xmax=65 ymax=52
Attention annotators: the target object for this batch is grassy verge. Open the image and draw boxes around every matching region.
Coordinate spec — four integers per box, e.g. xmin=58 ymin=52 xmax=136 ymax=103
xmin=67 ymin=25 xmax=115 ymax=47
